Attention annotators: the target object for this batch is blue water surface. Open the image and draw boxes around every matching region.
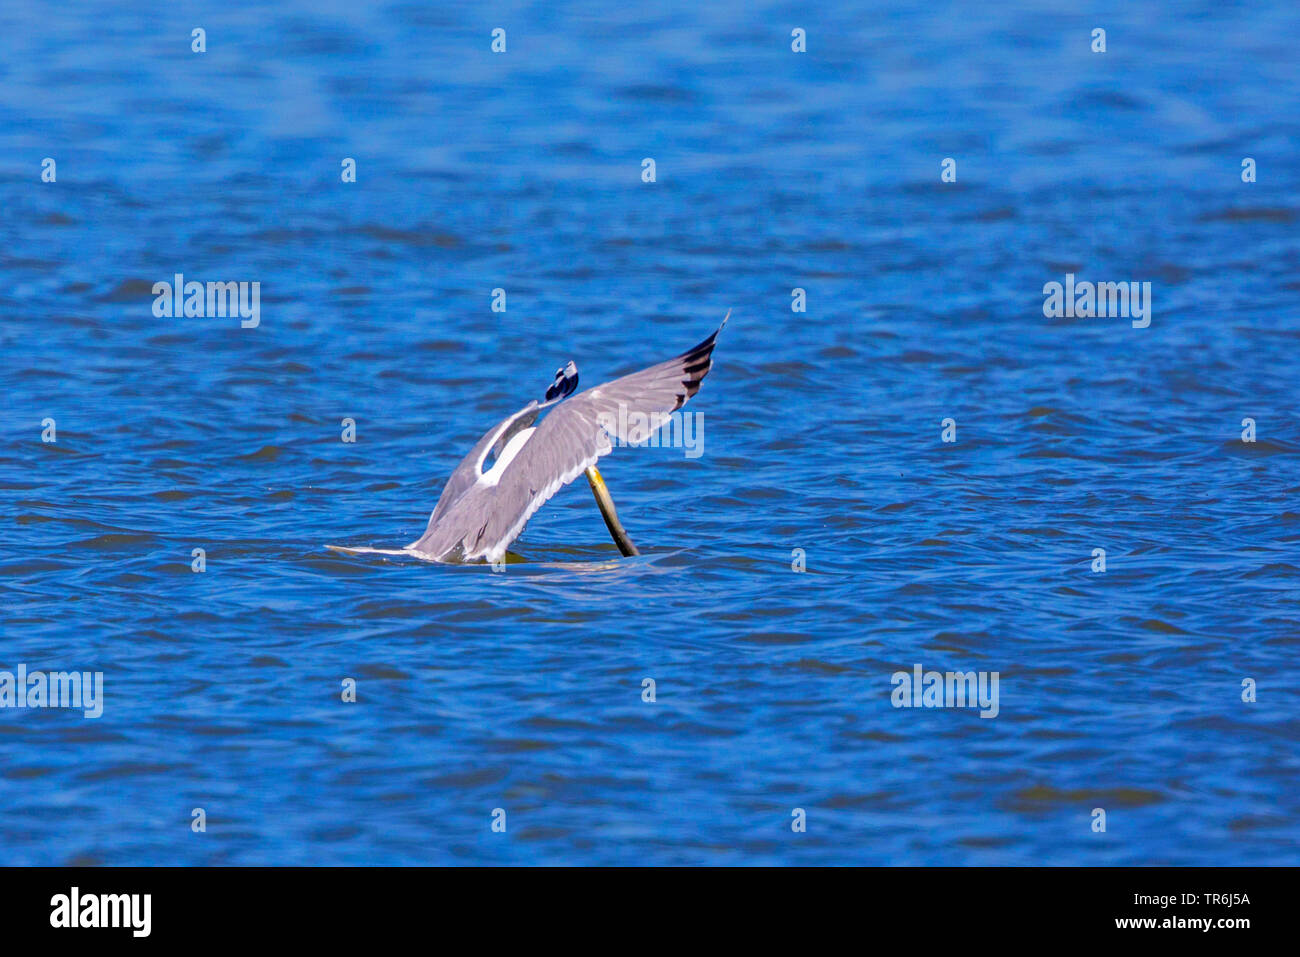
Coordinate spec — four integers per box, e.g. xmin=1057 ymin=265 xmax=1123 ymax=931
xmin=2 ymin=0 xmax=1298 ymax=865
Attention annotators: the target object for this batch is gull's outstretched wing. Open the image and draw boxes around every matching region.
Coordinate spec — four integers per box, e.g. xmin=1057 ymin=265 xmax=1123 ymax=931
xmin=422 ymin=360 xmax=583 ymax=529
xmin=426 ymin=401 xmax=541 ymax=526
xmin=424 ymin=318 xmax=725 ymax=562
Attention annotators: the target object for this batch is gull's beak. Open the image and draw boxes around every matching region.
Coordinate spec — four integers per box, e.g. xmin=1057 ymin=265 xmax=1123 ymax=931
xmin=584 ymin=466 xmax=640 ymax=556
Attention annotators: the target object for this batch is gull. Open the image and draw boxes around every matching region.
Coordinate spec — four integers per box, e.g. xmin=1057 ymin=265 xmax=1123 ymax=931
xmin=329 ymin=314 xmax=727 ymax=564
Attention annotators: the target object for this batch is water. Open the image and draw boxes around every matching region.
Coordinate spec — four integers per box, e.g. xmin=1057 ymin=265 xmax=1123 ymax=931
xmin=2 ymin=0 xmax=1298 ymax=865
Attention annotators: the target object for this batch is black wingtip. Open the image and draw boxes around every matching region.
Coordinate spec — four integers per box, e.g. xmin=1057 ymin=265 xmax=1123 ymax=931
xmin=677 ymin=311 xmax=730 ymax=362
xmin=545 ymin=360 xmax=579 ymax=402
xmin=669 ymin=312 xmax=730 ymax=407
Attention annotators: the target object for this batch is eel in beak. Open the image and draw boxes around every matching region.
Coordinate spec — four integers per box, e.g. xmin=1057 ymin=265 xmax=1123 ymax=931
xmin=584 ymin=466 xmax=640 ymax=556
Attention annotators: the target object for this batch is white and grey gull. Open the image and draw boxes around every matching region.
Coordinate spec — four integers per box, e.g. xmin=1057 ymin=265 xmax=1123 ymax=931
xmin=329 ymin=314 xmax=727 ymax=563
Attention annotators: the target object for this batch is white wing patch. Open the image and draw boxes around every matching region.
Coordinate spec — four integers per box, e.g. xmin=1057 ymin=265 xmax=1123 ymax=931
xmin=478 ymin=448 xmax=603 ymax=563
xmin=481 ymin=427 xmax=536 ymax=487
